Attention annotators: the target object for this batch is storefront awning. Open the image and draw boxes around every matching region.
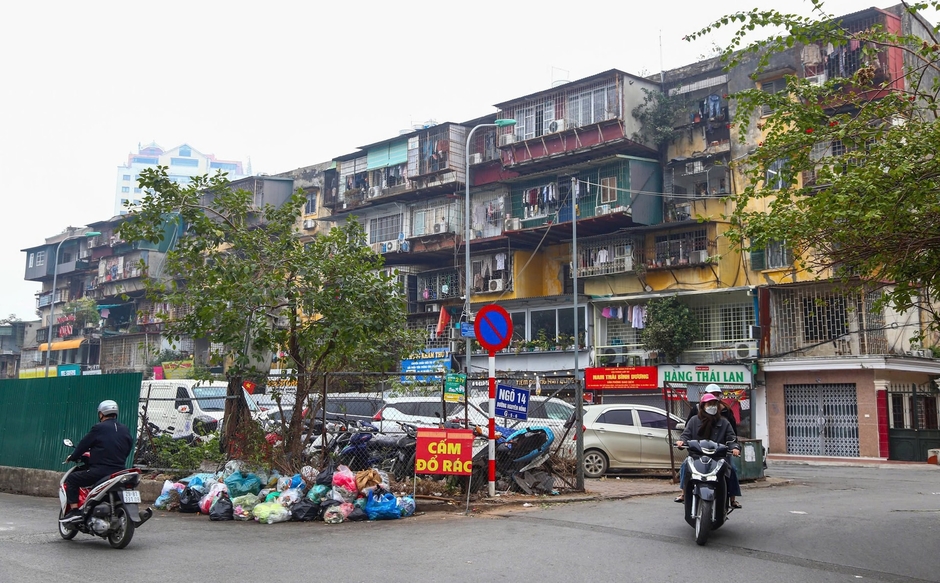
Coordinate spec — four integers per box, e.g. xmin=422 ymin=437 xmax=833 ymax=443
xmin=39 ymin=339 xmax=85 ymax=352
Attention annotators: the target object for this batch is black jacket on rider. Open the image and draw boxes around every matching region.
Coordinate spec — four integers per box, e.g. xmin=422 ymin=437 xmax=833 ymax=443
xmin=678 ymin=413 xmax=738 ymax=450
xmin=68 ymin=418 xmax=133 ymax=472
xmin=686 ymin=403 xmax=738 ymax=434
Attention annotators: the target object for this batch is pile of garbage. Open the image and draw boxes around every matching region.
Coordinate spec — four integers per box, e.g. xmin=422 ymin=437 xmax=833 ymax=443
xmin=154 ymin=461 xmax=415 ymax=524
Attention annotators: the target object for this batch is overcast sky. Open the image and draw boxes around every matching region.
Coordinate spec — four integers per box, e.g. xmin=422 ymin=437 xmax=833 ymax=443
xmin=1 ymin=1 xmax=934 ymax=320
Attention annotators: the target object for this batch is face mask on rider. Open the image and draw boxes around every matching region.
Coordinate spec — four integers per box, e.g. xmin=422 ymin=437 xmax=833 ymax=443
xmin=704 ymin=405 xmax=718 ymax=416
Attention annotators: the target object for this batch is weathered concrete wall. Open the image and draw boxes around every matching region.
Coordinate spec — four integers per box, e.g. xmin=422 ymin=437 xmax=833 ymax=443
xmin=0 ymin=466 xmax=163 ymax=502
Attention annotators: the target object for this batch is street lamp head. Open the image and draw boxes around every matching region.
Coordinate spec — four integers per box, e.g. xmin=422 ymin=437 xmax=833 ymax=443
xmin=83 ymin=231 xmax=102 ymax=237
xmin=494 ymin=119 xmax=517 ymax=127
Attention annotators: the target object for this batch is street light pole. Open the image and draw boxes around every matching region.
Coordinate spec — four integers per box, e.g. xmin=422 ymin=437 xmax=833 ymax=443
xmin=44 ymin=230 xmax=101 ymax=378
xmin=464 ymin=119 xmax=515 ymax=374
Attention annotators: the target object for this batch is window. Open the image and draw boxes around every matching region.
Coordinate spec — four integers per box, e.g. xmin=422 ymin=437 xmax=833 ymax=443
xmin=170 ymin=157 xmax=199 ymax=167
xmin=760 ymin=78 xmax=786 ymax=116
xmin=596 ymin=409 xmax=634 ymax=426
xmin=567 ymin=83 xmax=618 ymax=127
xmin=210 ymin=162 xmax=239 ymax=172
xmin=35 ymin=251 xmax=45 ymax=267
xmin=412 ymin=205 xmax=451 ymax=236
xmin=305 ymin=192 xmax=317 ymax=215
xmin=28 ymin=253 xmax=34 ymax=268
xmin=134 ymin=188 xmax=141 ymax=193
xmin=720 ymin=305 xmax=751 ymax=341
xmin=637 ymin=409 xmax=676 ymax=430
xmin=369 ymin=214 xmax=402 ymax=244
xmin=654 ymin=229 xmax=707 ymax=264
xmin=765 ymin=240 xmax=792 ymax=269
xmin=132 ymin=156 xmax=158 ymax=165
xmin=122 ymin=174 xmax=131 ymax=181
xmin=765 ymin=158 xmax=788 ymax=190
xmin=600 ymin=177 xmax=618 ymax=204
xmin=179 ymin=146 xmax=191 ymax=157
xmin=802 ymin=295 xmax=848 ymax=342
xmin=121 ymin=186 xmax=130 ymax=193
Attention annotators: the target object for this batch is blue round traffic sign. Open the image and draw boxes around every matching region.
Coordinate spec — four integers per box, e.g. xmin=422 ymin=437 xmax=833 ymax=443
xmin=474 ymin=304 xmax=513 ymax=352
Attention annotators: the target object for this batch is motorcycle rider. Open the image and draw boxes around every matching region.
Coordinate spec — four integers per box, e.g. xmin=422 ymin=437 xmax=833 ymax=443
xmin=674 ymin=393 xmax=743 ymax=508
xmin=686 ymin=383 xmax=737 ymax=433
xmin=60 ymin=400 xmax=133 ymax=523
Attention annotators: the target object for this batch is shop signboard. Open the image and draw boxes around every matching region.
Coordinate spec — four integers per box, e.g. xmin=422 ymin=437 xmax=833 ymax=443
xmin=585 ymin=366 xmax=658 ymax=390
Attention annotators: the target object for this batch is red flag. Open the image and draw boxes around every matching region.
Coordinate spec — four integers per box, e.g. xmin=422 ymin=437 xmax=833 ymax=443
xmin=242 ymin=380 xmax=257 ymax=394
xmin=435 ymin=307 xmax=451 ymax=336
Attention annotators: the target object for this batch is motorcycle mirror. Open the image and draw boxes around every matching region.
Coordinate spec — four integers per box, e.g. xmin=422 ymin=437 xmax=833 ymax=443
xmin=63 ymin=439 xmax=73 ymax=447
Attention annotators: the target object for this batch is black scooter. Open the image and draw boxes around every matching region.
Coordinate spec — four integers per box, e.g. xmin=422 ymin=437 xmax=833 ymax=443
xmin=677 ymin=439 xmax=734 ymax=546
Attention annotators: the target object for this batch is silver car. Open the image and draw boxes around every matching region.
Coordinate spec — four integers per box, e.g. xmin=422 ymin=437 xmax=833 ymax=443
xmin=581 ymin=404 xmax=686 ymax=478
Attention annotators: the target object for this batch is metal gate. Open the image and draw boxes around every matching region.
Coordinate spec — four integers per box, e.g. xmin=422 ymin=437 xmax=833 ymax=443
xmin=785 ymin=383 xmax=859 ymax=457
xmin=886 ymin=382 xmax=940 ymax=461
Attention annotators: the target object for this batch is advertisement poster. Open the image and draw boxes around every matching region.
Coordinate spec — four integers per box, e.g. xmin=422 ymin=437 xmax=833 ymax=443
xmin=584 ymin=366 xmax=658 ymax=390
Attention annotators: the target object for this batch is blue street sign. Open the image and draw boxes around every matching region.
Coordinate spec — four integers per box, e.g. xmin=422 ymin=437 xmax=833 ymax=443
xmin=460 ymin=322 xmax=474 ymax=338
xmin=495 ymin=383 xmax=530 ymax=420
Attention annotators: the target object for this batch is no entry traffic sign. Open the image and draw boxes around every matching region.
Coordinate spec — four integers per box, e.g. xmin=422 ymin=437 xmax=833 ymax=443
xmin=473 ymin=304 xmax=513 ymax=353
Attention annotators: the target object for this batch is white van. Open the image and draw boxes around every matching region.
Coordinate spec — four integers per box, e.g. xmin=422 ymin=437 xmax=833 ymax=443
xmin=139 ymin=379 xmax=260 ymax=438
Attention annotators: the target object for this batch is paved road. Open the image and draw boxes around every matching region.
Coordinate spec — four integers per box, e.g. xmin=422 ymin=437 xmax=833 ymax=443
xmin=1 ymin=463 xmax=937 ymax=583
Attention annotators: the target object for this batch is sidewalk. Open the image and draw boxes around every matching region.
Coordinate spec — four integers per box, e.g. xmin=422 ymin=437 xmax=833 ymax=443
xmin=766 ymin=454 xmax=939 ymax=469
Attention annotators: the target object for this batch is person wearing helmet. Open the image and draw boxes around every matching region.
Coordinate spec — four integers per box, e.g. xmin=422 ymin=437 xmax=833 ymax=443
xmin=685 ymin=384 xmax=737 ymax=433
xmin=674 ymin=393 xmax=743 ymax=508
xmin=60 ymin=400 xmax=134 ymax=523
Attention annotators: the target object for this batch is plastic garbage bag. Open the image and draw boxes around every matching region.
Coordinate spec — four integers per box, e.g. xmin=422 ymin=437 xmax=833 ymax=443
xmin=279 ymin=488 xmax=302 ymax=507
xmin=333 ymin=485 xmax=356 ymax=503
xmin=265 ymin=491 xmax=281 ymax=503
xmin=222 ymin=460 xmax=241 ymax=481
xmin=323 ymin=504 xmax=345 ymax=524
xmin=253 ymin=501 xmax=290 ymax=524
xmin=178 ymin=487 xmax=201 ymax=513
xmin=301 ymin=465 xmax=317 ymax=486
xmin=332 ymin=465 xmax=356 ymax=491
xmin=355 ymin=469 xmax=382 ymax=492
xmin=290 ymin=499 xmax=321 ymax=522
xmin=224 ymin=471 xmax=262 ymax=497
xmin=290 ymin=473 xmax=304 ymax=490
xmin=209 ymin=493 xmax=234 ymax=521
xmin=307 ymin=484 xmax=330 ymax=504
xmin=365 ymin=491 xmax=401 ymax=521
xmin=160 ymin=480 xmax=175 ymax=496
xmin=397 ymin=495 xmax=416 ymax=518
xmin=347 ymin=506 xmax=368 ymax=521
xmin=315 ymin=461 xmax=335 ymax=486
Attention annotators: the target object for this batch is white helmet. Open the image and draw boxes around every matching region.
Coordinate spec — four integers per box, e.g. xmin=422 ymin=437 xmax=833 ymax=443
xmin=704 ymin=384 xmax=722 ymax=395
xmin=97 ymin=400 xmax=119 ymax=417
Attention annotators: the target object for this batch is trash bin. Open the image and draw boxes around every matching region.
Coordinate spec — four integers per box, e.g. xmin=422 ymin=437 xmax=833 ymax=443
xmin=730 ymin=438 xmax=765 ymax=481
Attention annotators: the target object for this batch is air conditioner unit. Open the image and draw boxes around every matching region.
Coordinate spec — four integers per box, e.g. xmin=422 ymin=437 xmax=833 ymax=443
xmin=384 ymin=240 xmax=399 ymax=253
xmin=735 ymin=340 xmax=759 ymax=359
xmin=690 ymin=250 xmax=709 ymax=264
xmin=399 ymin=240 xmax=410 ymax=252
xmin=906 ymin=349 xmax=930 ymax=358
xmin=449 ymin=327 xmax=462 ymax=340
xmin=86 ymin=237 xmax=99 ymax=248
xmin=600 ymin=348 xmax=625 ymax=365
xmin=488 ymin=279 xmax=504 ymax=292
xmin=508 ymin=218 xmax=521 ymax=230
xmin=368 ymin=186 xmax=383 ymax=198
xmin=433 ymin=223 xmax=448 ymax=233
xmin=469 ymin=153 xmax=483 ymax=165
xmin=370 ymin=243 xmax=383 ymax=253
xmin=805 ymin=73 xmax=827 ymax=86
xmin=499 ymin=134 xmax=516 ymax=146
xmin=595 ymin=204 xmax=610 ymax=216
xmin=303 ymin=219 xmax=316 ymax=229
xmin=547 ymin=119 xmax=566 ymax=133
xmin=425 ymin=303 xmax=440 ymax=313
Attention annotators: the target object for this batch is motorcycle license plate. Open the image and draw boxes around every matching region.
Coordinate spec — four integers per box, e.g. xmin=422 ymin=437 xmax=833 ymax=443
xmin=122 ymin=490 xmax=141 ymax=504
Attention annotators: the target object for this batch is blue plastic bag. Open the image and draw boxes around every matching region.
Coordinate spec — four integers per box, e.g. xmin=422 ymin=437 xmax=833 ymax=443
xmin=224 ymin=471 xmax=262 ymax=497
xmin=365 ymin=491 xmax=401 ymax=521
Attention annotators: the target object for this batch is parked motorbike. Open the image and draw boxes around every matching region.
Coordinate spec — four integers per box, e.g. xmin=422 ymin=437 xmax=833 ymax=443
xmin=58 ymin=439 xmax=153 ymax=549
xmin=337 ymin=421 xmax=414 ymax=474
xmin=676 ymin=439 xmax=734 ymax=546
xmin=468 ymin=426 xmax=555 ymax=493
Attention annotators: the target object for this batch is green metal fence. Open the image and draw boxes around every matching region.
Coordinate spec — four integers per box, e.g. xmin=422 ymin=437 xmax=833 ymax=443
xmin=0 ymin=373 xmax=141 ymax=471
